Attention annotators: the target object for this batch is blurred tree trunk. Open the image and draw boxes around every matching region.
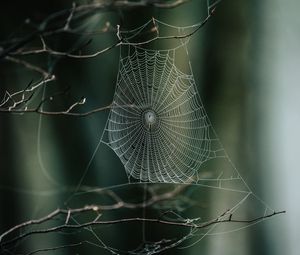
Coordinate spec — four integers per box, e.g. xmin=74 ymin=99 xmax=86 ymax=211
xmin=199 ymin=1 xmax=258 ymax=254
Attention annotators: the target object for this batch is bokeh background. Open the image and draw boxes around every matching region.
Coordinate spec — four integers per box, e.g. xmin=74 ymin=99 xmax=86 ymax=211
xmin=0 ymin=0 xmax=299 ymax=254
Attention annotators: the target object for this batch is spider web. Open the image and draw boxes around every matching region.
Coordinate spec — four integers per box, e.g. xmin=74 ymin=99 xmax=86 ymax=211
xmin=68 ymin=15 xmax=274 ymax=255
xmin=104 ymin=46 xmax=226 ymax=183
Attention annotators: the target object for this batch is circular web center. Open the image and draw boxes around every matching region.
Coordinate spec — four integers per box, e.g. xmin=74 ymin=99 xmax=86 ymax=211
xmin=144 ymin=110 xmax=157 ymax=125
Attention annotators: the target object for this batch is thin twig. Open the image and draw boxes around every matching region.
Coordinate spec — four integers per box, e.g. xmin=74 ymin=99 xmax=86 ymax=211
xmin=0 ymin=76 xmax=55 ymax=110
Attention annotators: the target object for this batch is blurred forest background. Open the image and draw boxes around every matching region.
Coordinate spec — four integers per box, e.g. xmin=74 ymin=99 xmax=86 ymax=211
xmin=0 ymin=0 xmax=299 ymax=254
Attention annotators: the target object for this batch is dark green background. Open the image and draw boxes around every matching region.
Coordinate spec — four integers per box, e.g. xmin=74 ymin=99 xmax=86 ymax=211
xmin=0 ymin=0 xmax=298 ymax=254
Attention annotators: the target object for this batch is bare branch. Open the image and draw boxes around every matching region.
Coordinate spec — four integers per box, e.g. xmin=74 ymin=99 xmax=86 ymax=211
xmin=0 ymin=186 xmax=184 ymax=243
xmin=0 ymin=207 xmax=285 ymax=248
xmin=0 ymin=0 xmax=188 ymax=60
